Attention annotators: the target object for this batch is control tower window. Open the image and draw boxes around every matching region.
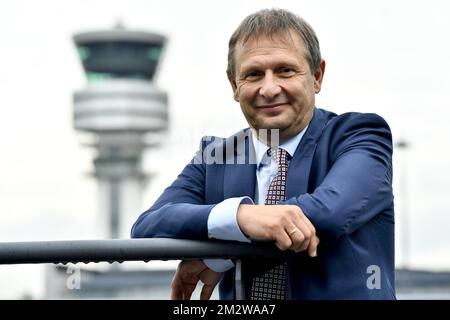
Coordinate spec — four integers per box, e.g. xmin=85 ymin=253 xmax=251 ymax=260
xmin=76 ymin=41 xmax=163 ymax=82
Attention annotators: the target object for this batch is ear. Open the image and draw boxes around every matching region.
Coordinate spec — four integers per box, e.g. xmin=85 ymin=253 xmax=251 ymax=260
xmin=227 ymin=72 xmax=240 ymax=102
xmin=313 ymin=59 xmax=326 ymax=93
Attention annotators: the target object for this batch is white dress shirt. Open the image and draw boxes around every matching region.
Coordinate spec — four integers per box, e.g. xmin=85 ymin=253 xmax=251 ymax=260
xmin=205 ymin=126 xmax=308 ymax=272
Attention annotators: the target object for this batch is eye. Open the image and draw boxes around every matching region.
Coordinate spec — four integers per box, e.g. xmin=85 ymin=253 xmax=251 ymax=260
xmin=243 ymin=71 xmax=263 ymax=81
xmin=278 ymin=67 xmax=296 ymax=77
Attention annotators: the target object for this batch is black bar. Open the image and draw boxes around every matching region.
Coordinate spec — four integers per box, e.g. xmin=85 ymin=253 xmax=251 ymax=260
xmin=0 ymin=238 xmax=295 ymax=265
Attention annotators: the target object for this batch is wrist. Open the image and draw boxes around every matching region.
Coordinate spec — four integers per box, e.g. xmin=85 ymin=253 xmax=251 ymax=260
xmin=237 ymin=204 xmax=253 ymax=237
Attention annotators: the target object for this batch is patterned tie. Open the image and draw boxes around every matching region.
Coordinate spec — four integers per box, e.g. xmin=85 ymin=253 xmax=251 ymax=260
xmin=248 ymin=148 xmax=290 ymax=300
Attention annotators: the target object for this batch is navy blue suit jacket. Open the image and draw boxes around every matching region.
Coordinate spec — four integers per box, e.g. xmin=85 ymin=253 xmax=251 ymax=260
xmin=131 ymin=108 xmax=395 ymax=299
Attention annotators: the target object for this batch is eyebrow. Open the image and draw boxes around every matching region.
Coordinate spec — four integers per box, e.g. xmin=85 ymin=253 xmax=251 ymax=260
xmin=239 ymin=59 xmax=301 ymax=74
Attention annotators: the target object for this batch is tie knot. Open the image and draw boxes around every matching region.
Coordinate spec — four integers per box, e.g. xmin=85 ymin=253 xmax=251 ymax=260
xmin=268 ymin=148 xmax=290 ymax=165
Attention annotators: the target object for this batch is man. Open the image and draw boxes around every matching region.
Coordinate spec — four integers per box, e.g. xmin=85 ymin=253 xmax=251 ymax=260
xmin=131 ymin=8 xmax=395 ymax=300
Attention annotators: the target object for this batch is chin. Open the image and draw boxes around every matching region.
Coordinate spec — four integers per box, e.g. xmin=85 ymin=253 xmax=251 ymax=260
xmin=256 ymin=120 xmax=291 ymax=131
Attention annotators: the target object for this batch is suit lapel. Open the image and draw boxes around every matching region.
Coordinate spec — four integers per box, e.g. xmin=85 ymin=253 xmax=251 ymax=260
xmin=286 ymin=108 xmax=330 ymax=197
xmin=223 ymin=129 xmax=257 ymax=200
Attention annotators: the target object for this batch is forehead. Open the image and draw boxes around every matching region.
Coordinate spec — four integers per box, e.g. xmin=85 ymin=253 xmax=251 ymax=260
xmin=234 ymin=31 xmax=307 ymax=68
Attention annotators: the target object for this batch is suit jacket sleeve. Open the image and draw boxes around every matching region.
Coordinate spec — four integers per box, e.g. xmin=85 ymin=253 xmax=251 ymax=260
xmin=130 ymin=138 xmax=215 ymax=239
xmin=283 ymin=113 xmax=393 ymax=242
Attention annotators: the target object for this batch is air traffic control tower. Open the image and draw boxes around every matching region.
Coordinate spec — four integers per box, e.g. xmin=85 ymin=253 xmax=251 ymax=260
xmin=45 ymin=27 xmax=174 ymax=299
xmin=73 ymin=27 xmax=168 ymax=239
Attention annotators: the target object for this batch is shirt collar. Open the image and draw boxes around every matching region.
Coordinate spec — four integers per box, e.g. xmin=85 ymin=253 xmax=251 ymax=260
xmin=251 ymin=124 xmax=309 ymax=168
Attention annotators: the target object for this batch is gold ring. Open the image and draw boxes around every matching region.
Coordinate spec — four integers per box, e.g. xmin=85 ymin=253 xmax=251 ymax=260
xmin=289 ymin=228 xmax=298 ymax=236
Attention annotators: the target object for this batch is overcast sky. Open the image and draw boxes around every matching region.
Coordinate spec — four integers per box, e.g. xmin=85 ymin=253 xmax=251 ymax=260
xmin=1 ymin=0 xmax=450 ymax=298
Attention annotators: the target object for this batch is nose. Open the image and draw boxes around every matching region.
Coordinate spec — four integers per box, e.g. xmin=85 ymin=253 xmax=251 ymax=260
xmin=259 ymin=72 xmax=281 ymax=99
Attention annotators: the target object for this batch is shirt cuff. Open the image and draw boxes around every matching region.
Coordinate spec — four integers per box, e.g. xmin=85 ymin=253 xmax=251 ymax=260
xmin=208 ymin=196 xmax=253 ymax=242
xmin=203 ymin=259 xmax=235 ymax=272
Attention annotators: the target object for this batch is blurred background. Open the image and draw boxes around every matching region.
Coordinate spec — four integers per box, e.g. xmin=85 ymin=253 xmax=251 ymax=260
xmin=1 ymin=0 xmax=450 ymax=299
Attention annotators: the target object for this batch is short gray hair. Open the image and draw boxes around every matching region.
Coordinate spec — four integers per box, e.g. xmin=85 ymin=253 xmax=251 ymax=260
xmin=227 ymin=8 xmax=321 ymax=79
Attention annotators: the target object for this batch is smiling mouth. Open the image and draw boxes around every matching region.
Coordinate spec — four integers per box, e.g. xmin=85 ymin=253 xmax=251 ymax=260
xmin=256 ymin=103 xmax=289 ymax=110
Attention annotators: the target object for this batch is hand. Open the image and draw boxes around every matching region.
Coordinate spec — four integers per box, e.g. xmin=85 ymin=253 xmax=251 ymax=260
xmin=237 ymin=204 xmax=319 ymax=257
xmin=171 ymin=260 xmax=222 ymax=300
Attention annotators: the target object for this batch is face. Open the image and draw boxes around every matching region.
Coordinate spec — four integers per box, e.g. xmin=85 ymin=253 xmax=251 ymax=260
xmin=229 ymin=31 xmax=325 ymax=143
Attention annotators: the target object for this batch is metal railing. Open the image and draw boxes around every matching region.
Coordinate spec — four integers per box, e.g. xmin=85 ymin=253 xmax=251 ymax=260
xmin=0 ymin=238 xmax=294 ymax=299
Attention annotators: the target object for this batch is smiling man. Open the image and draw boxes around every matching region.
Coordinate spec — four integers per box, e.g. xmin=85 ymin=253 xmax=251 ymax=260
xmin=229 ymin=29 xmax=322 ymax=144
xmin=131 ymin=8 xmax=395 ymax=300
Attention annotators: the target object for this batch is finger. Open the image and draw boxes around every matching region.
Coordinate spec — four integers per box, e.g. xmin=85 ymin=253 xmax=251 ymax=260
xmin=275 ymin=232 xmax=292 ymax=251
xmin=171 ymin=285 xmax=183 ymax=300
xmin=286 ymin=226 xmax=306 ymax=252
xmin=200 ymin=284 xmax=215 ymax=300
xmin=181 ymin=273 xmax=198 ymax=300
xmin=182 ymin=282 xmax=197 ymax=300
xmin=307 ymin=235 xmax=320 ymax=257
xmin=172 ymin=261 xmax=191 ymax=300
xmin=291 ymin=228 xmax=310 ymax=253
xmin=285 ymin=210 xmax=308 ymax=251
xmin=297 ymin=230 xmax=310 ymax=252
xmin=294 ymin=218 xmax=313 ymax=239
xmin=171 ymin=275 xmax=184 ymax=300
xmin=286 ymin=213 xmax=309 ymax=252
xmin=290 ymin=212 xmax=315 ymax=252
xmin=296 ymin=209 xmax=316 ymax=236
